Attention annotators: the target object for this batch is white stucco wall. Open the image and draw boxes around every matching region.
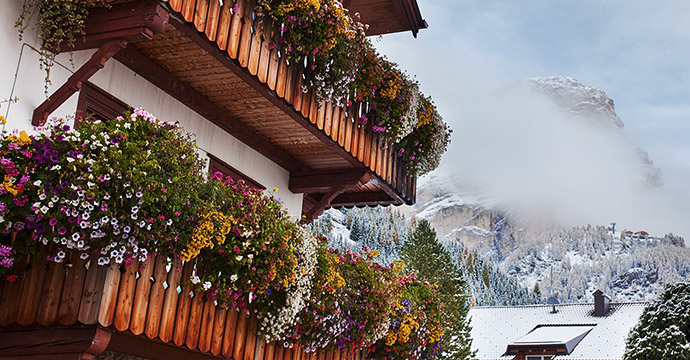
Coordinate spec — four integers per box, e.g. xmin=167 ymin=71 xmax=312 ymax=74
xmin=0 ymin=3 xmax=303 ymax=218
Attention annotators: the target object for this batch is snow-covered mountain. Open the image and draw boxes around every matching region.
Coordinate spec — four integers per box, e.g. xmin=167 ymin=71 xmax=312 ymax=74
xmin=528 ymin=76 xmax=663 ymax=186
xmin=414 ymin=170 xmax=690 ymax=303
xmin=411 ymin=76 xmax=688 ymax=303
xmin=528 ymin=76 xmax=624 ymax=129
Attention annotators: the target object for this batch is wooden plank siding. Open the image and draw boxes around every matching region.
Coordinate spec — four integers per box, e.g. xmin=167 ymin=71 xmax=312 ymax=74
xmin=0 ymin=252 xmax=368 ymax=360
xmin=152 ymin=0 xmax=414 ymax=205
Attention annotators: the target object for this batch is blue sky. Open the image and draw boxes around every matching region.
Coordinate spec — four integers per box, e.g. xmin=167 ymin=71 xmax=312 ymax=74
xmin=375 ymin=0 xmax=690 ymax=238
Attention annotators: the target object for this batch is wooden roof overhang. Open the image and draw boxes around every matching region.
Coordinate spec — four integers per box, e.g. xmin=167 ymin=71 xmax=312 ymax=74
xmin=41 ymin=0 xmax=417 ymax=222
xmin=342 ymin=0 xmax=428 ymax=37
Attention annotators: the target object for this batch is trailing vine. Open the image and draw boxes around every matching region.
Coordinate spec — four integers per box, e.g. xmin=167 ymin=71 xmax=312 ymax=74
xmin=15 ymin=0 xmax=108 ymax=93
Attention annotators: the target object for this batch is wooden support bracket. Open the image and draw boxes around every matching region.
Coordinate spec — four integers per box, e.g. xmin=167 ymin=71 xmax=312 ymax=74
xmin=303 ymin=187 xmax=346 ymax=223
xmin=32 ymin=39 xmax=128 ymax=126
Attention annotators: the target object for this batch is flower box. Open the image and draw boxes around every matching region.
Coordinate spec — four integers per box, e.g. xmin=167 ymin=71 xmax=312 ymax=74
xmin=0 ymin=249 xmax=363 ymax=360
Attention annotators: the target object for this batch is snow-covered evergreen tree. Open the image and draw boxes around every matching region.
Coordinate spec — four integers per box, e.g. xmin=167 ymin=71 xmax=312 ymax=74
xmin=623 ymin=282 xmax=690 ymax=360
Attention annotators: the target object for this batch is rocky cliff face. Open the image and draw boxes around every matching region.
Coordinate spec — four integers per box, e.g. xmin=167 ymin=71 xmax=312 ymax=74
xmin=528 ymin=76 xmax=624 ymax=129
xmin=528 ymin=76 xmax=662 ymax=186
xmin=415 ymin=172 xmax=524 ymax=261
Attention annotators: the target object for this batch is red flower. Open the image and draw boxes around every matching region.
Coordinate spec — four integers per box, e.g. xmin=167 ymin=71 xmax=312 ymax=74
xmin=7 ymin=275 xmax=18 ymax=282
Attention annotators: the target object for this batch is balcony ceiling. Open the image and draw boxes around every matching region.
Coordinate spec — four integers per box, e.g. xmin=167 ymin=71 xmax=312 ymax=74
xmin=47 ymin=0 xmax=417 ymax=220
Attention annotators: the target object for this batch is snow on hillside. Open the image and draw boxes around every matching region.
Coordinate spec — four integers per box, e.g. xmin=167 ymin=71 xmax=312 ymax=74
xmin=414 ymin=170 xmax=689 ymax=303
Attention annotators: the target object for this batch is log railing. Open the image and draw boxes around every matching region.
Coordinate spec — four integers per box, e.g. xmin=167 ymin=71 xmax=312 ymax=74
xmin=0 ymin=252 xmax=363 ymax=360
xmin=161 ymin=0 xmax=416 ymax=203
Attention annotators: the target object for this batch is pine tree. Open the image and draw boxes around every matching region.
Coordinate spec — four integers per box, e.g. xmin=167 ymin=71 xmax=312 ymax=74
xmin=533 ymin=283 xmax=541 ymax=298
xmin=624 ymin=281 xmax=690 ymax=360
xmin=465 ymin=251 xmax=474 ymax=273
xmin=401 ymin=220 xmax=473 ymax=360
xmin=482 ymin=264 xmax=490 ymax=289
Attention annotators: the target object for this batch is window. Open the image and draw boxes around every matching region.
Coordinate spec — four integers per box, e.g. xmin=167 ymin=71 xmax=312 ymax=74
xmin=76 ymin=82 xmax=129 ymax=124
xmin=208 ymin=154 xmax=264 ymax=190
xmin=526 ymin=356 xmax=553 ymax=360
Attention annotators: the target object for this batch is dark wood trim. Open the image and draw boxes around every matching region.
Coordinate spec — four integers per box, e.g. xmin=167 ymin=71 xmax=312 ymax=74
xmin=64 ymin=0 xmax=170 ymax=52
xmin=33 ymin=39 xmax=128 ymax=126
xmin=329 ymin=191 xmax=397 ymax=207
xmin=303 ymin=187 xmax=346 ymax=223
xmin=106 ymin=331 xmax=220 ymax=360
xmin=76 ymin=82 xmax=130 ymax=123
xmin=208 ymin=154 xmax=265 ymax=190
xmin=302 ymin=194 xmax=319 ymax=218
xmin=0 ymin=325 xmax=111 ymax=358
xmin=289 ymin=170 xmax=371 ymax=194
xmin=113 ymin=46 xmax=308 ymax=173
xmin=367 ymin=177 xmax=405 ymax=205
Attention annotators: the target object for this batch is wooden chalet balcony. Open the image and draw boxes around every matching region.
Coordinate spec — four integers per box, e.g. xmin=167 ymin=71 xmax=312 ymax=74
xmin=44 ymin=0 xmax=418 ymax=221
xmin=0 ymin=251 xmax=364 ymax=360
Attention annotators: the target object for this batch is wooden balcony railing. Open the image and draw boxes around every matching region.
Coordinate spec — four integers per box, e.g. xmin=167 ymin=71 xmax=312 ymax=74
xmin=0 ymin=251 xmax=363 ymax=360
xmin=160 ymin=0 xmax=416 ymax=204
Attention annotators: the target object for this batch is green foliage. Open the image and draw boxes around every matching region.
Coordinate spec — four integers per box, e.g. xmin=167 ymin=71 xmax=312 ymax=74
xmin=401 ymin=220 xmax=473 ymax=360
xmin=624 ymin=282 xmax=690 ymax=360
xmin=394 ymin=96 xmax=452 ymax=175
xmin=15 ymin=0 xmax=108 ymax=92
xmin=533 ymin=283 xmax=542 ymax=298
xmin=482 ymin=264 xmax=490 ymax=289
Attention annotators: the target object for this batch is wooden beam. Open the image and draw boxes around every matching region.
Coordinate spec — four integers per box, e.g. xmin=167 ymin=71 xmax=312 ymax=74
xmin=0 ymin=325 xmax=111 ymax=358
xmin=367 ymin=176 xmax=405 ymax=205
xmin=167 ymin=15 xmax=365 ymax=169
xmin=64 ymin=0 xmax=170 ymax=52
xmin=289 ymin=170 xmax=371 ymax=194
xmin=33 ymin=39 xmax=128 ymax=126
xmin=113 ymin=46 xmax=309 ymax=173
xmin=107 ymin=331 xmax=221 ymax=360
xmin=329 ymin=191 xmax=397 ymax=207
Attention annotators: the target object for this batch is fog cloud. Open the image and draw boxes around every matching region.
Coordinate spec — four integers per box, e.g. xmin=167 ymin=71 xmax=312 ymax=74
xmin=441 ymin=83 xmax=690 ymax=240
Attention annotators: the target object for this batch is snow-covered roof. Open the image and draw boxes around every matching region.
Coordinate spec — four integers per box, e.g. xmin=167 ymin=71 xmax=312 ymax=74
xmin=508 ymin=325 xmax=593 ymax=354
xmin=468 ymin=302 xmax=648 ymax=360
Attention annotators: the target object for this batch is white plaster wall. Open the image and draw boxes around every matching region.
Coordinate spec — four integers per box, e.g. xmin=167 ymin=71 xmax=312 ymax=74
xmin=0 ymin=4 xmax=303 ymax=218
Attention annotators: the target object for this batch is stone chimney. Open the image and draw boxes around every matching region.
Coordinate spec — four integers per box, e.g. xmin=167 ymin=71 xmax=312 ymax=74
xmin=593 ymin=290 xmax=611 ymax=316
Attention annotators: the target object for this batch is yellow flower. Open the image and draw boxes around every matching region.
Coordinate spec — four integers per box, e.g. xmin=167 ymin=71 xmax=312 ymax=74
xmin=417 ymin=105 xmax=434 ymax=128
xmin=273 ymin=187 xmax=278 ymax=192
xmin=19 ymin=131 xmax=31 ymax=144
xmin=2 ymin=176 xmax=18 ymax=196
xmin=182 ymin=210 xmax=233 ymax=261
xmin=384 ymin=331 xmax=397 ymax=346
xmin=0 ymin=115 xmax=6 ymax=125
xmin=380 ymin=73 xmax=402 ymax=100
xmin=391 ymin=260 xmax=405 ymax=275
xmin=7 ymin=130 xmax=32 ymax=146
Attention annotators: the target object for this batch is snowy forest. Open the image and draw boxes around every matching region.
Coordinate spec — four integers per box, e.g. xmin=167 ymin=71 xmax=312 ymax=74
xmin=312 ymin=207 xmax=541 ymax=306
xmin=314 ymin=205 xmax=690 ymax=306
